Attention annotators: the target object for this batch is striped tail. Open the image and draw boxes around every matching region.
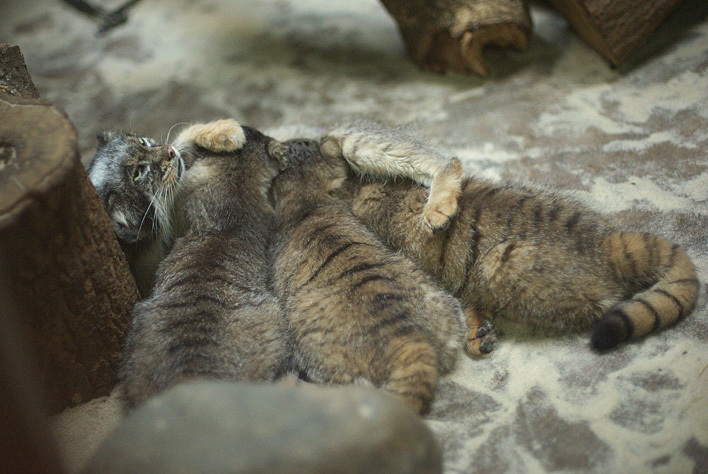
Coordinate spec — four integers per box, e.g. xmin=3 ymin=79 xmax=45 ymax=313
xmin=380 ymin=334 xmax=439 ymax=414
xmin=591 ymin=232 xmax=700 ymax=351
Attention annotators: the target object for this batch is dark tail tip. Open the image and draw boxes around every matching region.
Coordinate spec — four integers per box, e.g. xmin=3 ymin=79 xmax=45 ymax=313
xmin=591 ymin=309 xmax=633 ymax=352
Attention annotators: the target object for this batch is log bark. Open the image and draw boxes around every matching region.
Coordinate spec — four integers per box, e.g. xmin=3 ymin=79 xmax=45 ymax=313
xmin=0 ymin=44 xmax=139 ymax=413
xmin=380 ymin=0 xmax=532 ymax=76
xmin=546 ymin=0 xmax=685 ymax=66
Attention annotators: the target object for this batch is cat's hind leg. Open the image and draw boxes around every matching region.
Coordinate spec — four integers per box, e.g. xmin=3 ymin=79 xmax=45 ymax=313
xmin=422 ymin=159 xmax=462 ymax=233
xmin=321 ymin=121 xmax=462 ymax=234
xmin=464 ymin=307 xmax=498 ymax=357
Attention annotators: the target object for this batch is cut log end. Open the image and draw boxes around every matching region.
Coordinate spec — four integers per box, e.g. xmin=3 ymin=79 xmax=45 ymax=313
xmin=381 ymin=0 xmax=532 ymax=76
xmin=422 ymin=23 xmax=531 ymax=76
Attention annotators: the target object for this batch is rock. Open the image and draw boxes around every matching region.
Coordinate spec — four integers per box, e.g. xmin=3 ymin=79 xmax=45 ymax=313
xmin=84 ymin=381 xmax=442 ymax=473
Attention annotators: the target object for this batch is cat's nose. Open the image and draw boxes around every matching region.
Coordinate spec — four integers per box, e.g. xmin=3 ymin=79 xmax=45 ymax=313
xmin=167 ymin=146 xmax=176 ymax=158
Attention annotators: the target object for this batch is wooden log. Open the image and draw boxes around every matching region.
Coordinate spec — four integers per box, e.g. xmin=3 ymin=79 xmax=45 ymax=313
xmin=380 ymin=0 xmax=532 ymax=76
xmin=546 ymin=0 xmax=685 ymax=66
xmin=0 ymin=44 xmax=139 ymax=413
xmin=0 ymin=277 xmax=64 ymax=473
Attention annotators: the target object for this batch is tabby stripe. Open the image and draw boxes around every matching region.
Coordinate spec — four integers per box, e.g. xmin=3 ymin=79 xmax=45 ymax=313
xmin=654 ymin=289 xmax=684 ymax=318
xmin=310 ymin=222 xmax=338 ymax=241
xmin=190 ymin=294 xmax=229 ymax=306
xmin=167 ymin=336 xmax=216 ymax=353
xmin=669 ymin=244 xmax=678 ymax=270
xmin=565 ymin=211 xmax=581 ymax=232
xmin=158 ymin=300 xmax=196 ymax=310
xmin=305 ymin=242 xmax=357 ymax=285
xmin=533 ymin=204 xmax=543 ymax=227
xmin=352 ymin=275 xmax=395 ymax=290
xmin=635 ymin=298 xmax=662 ymax=332
xmin=621 ymin=234 xmax=638 ymax=276
xmin=162 ymin=273 xmax=233 ymax=294
xmin=391 ymin=390 xmax=429 ymax=404
xmin=373 ymin=293 xmax=404 ymax=304
xmin=505 ymin=195 xmax=531 ymax=229
xmin=438 ymin=227 xmax=452 ymax=270
xmin=548 ymin=203 xmax=561 ymax=224
xmin=669 ymin=278 xmax=700 ymax=285
xmin=340 ymin=262 xmax=387 ymax=278
xmin=297 ymin=207 xmax=318 ymax=224
xmin=501 ymin=242 xmax=516 ymax=263
xmin=459 ymin=229 xmax=478 ymax=298
xmin=484 ymin=187 xmax=501 ymax=199
xmin=612 ymin=308 xmax=635 ymax=340
xmin=365 ymin=313 xmax=410 ymax=335
xmin=297 ymin=323 xmax=335 ymax=338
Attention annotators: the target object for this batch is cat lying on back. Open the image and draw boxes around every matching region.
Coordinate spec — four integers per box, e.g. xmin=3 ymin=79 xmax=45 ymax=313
xmin=314 ymin=140 xmax=699 ymax=351
xmin=93 ymin=120 xmax=290 ymax=408
xmin=269 ymin=139 xmax=465 ymax=413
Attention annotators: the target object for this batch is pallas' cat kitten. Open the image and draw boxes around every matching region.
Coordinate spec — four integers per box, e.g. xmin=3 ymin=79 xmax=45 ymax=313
xmin=316 ymin=133 xmax=699 ymax=351
xmin=93 ymin=120 xmax=290 ymax=409
xmin=269 ymin=139 xmax=465 ymax=414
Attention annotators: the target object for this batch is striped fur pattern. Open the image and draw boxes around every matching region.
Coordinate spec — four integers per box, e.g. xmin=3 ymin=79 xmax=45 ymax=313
xmin=88 ymin=132 xmax=184 ymax=296
xmin=269 ymin=139 xmax=465 ymax=413
xmin=347 ymin=177 xmax=699 ymax=351
xmin=119 ymin=121 xmax=290 ymax=409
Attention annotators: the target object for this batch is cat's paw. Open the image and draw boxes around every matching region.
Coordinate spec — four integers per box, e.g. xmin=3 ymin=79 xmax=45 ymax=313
xmin=175 ymin=119 xmax=246 ymax=153
xmin=421 ymin=191 xmax=458 ymax=234
xmin=465 ymin=311 xmax=498 ymax=357
xmin=319 ymin=135 xmax=343 ymax=159
xmin=422 ymin=159 xmax=462 ymax=234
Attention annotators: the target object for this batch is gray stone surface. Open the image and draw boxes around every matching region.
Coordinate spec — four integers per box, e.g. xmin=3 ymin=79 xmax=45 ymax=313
xmin=83 ymin=381 xmax=442 ymax=473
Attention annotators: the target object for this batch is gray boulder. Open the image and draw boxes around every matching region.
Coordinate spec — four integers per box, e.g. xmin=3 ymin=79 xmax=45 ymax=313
xmin=84 ymin=381 xmax=442 ymax=473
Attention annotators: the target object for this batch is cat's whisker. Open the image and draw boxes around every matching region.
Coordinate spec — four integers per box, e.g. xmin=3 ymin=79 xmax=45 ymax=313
xmin=166 ymin=122 xmax=190 ymax=145
xmin=138 ymin=193 xmax=158 ymax=239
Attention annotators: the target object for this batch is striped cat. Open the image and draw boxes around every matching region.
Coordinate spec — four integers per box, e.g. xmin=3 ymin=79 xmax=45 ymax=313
xmin=119 ymin=120 xmax=290 ymax=408
xmin=269 ymin=139 xmax=465 ymax=413
xmin=340 ymin=163 xmax=699 ymax=351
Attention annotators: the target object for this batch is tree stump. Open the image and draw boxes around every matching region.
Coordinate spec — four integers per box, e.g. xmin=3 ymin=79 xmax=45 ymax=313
xmin=380 ymin=0 xmax=532 ymax=76
xmin=0 ymin=44 xmax=139 ymax=413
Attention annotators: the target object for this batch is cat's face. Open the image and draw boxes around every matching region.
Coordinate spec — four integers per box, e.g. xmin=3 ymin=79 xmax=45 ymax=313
xmin=88 ymin=131 xmax=184 ymax=244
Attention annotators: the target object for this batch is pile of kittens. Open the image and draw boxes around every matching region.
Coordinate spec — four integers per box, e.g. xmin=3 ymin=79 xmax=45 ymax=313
xmin=88 ymin=119 xmax=698 ymax=414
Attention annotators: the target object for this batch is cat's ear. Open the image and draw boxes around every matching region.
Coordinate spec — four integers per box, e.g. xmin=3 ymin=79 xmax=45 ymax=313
xmin=267 ymin=139 xmax=289 ymax=170
xmin=96 ymin=131 xmax=117 ymax=147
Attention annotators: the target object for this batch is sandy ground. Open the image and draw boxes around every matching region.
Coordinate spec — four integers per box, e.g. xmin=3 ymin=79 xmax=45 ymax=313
xmin=1 ymin=0 xmax=707 ymax=471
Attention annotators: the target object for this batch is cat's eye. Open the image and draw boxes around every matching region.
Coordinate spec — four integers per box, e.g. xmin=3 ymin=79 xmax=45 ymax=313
xmin=139 ymin=138 xmax=149 ymax=146
xmin=133 ymin=164 xmax=149 ymax=182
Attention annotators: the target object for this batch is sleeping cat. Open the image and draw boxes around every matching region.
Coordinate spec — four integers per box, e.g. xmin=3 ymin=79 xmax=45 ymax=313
xmin=269 ymin=139 xmax=465 ymax=413
xmin=109 ymin=120 xmax=290 ymax=408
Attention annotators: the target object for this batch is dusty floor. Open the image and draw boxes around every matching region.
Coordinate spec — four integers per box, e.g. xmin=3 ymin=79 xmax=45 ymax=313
xmin=2 ymin=0 xmax=708 ymax=472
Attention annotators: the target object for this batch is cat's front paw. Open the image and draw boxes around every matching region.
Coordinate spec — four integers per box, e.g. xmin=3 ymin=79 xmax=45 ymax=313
xmin=465 ymin=310 xmax=498 ymax=357
xmin=175 ymin=119 xmax=246 ymax=153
